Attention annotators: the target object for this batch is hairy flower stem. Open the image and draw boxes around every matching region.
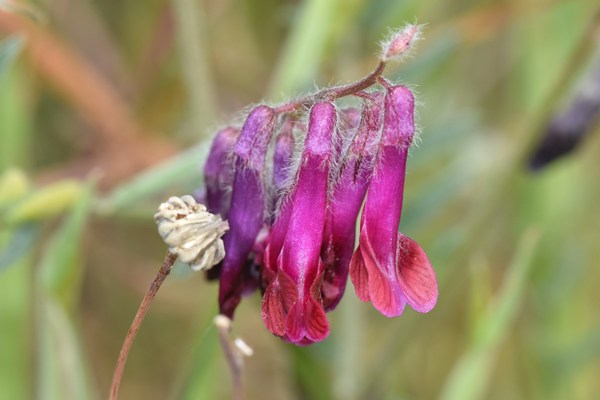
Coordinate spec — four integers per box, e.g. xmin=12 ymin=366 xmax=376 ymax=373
xmin=109 ymin=252 xmax=178 ymax=400
xmin=215 ymin=315 xmax=246 ymax=400
xmin=275 ymin=61 xmax=387 ymax=113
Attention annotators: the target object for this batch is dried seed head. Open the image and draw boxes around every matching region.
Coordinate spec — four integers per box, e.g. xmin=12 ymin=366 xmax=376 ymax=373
xmin=155 ymin=195 xmax=229 ymax=271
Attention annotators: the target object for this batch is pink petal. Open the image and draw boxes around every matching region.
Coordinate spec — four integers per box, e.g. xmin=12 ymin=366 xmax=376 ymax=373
xmin=396 ymin=234 xmax=438 ymax=313
xmin=349 ymin=247 xmax=370 ymax=302
xmin=350 ymin=222 xmax=406 ymax=317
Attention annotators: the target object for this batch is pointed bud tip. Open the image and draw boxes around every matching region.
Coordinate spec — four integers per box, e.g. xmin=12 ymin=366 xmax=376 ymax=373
xmin=380 ymin=24 xmax=423 ymax=62
xmin=305 ymin=102 xmax=336 ymax=155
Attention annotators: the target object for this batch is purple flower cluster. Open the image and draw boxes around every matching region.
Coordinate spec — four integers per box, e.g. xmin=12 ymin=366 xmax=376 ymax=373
xmin=202 ymin=84 xmax=438 ymax=345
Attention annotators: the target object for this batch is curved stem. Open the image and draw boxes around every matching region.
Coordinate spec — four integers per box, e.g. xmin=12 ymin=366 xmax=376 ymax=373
xmin=275 ymin=61 xmax=387 ymax=113
xmin=108 ymin=252 xmax=178 ymax=400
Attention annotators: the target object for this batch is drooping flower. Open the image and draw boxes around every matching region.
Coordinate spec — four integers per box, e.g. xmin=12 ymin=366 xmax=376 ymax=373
xmin=218 ymin=105 xmax=277 ymax=318
xmin=262 ymin=102 xmax=336 ymax=345
xmin=321 ymin=94 xmax=384 ymax=310
xmin=349 ymin=85 xmax=438 ymax=317
xmin=203 ymin=127 xmax=238 ymax=216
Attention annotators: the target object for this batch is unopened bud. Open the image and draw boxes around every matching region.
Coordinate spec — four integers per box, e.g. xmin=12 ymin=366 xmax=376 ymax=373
xmin=155 ymin=195 xmax=229 ymax=271
xmin=380 ymin=24 xmax=422 ymax=62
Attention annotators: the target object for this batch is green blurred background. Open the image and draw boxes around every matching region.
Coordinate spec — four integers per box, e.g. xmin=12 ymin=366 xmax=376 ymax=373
xmin=1 ymin=0 xmax=600 ymax=399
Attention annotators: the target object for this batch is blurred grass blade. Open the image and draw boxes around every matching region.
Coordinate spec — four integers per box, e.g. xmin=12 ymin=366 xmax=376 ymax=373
xmin=96 ymin=143 xmax=208 ymax=214
xmin=0 ymin=246 xmax=32 ymax=399
xmin=6 ymin=179 xmax=83 ymax=226
xmin=171 ymin=0 xmax=217 ymax=136
xmin=268 ymin=0 xmax=339 ymax=98
xmin=36 ymin=180 xmax=96 ymax=400
xmin=38 ymin=180 xmax=93 ymax=305
xmin=0 ymin=31 xmax=31 ymax=400
xmin=0 ymin=224 xmax=37 ymax=272
xmin=553 ymin=324 xmax=600 ymax=382
xmin=0 ymin=168 xmax=30 ymax=210
xmin=38 ymin=300 xmax=95 ymax=400
xmin=0 ymin=34 xmax=23 ymax=78
xmin=173 ymin=322 xmax=219 ymax=400
xmin=439 ymin=229 xmax=540 ymax=400
xmin=0 ymin=59 xmax=31 ymax=170
xmin=289 ymin=346 xmax=334 ymax=400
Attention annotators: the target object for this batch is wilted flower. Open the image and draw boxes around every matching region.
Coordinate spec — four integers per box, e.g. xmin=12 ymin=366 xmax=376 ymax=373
xmin=154 ymin=195 xmax=229 ymax=271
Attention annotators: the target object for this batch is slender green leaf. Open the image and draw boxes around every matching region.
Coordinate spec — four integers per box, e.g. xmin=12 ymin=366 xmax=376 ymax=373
xmin=174 ymin=324 xmax=219 ymax=400
xmin=0 ymin=224 xmax=38 ymax=272
xmin=0 ymin=252 xmax=32 ymax=399
xmin=0 ymin=168 xmax=30 ymax=210
xmin=268 ymin=0 xmax=340 ymax=98
xmin=0 ymin=35 xmax=24 ymax=78
xmin=96 ymin=143 xmax=209 ymax=214
xmin=36 ymin=180 xmax=96 ymax=400
xmin=38 ymin=180 xmax=94 ymax=305
xmin=289 ymin=346 xmax=334 ymax=400
xmin=171 ymin=0 xmax=217 ymax=138
xmin=6 ymin=180 xmax=84 ymax=226
xmin=439 ymin=229 xmax=540 ymax=400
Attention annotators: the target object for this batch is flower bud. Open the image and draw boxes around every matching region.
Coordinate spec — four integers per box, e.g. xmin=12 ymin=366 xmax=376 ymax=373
xmin=380 ymin=24 xmax=422 ymax=62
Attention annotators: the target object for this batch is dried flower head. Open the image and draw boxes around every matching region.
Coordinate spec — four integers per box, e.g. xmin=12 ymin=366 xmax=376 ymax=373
xmin=155 ymin=195 xmax=229 ymax=271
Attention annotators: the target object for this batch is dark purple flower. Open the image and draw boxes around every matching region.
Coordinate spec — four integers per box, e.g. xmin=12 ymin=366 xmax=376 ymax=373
xmin=321 ymin=95 xmax=384 ymax=310
xmin=203 ymin=127 xmax=238 ymax=216
xmin=268 ymin=120 xmax=295 ymax=222
xmin=262 ymin=102 xmax=336 ymax=345
xmin=349 ymin=85 xmax=438 ymax=317
xmin=218 ymin=105 xmax=277 ymax=318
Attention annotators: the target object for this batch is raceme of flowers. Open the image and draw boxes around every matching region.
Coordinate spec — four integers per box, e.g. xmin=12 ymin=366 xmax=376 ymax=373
xmin=197 ymin=25 xmax=438 ymax=345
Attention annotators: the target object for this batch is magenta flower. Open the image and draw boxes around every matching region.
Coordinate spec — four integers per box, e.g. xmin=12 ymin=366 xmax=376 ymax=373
xmin=349 ymin=85 xmax=438 ymax=317
xmin=321 ymin=95 xmax=384 ymax=310
xmin=269 ymin=120 xmax=295 ymax=221
xmin=218 ymin=105 xmax=277 ymax=318
xmin=261 ymin=102 xmax=336 ymax=345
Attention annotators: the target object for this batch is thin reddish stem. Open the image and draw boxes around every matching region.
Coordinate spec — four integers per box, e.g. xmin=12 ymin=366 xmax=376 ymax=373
xmin=275 ymin=61 xmax=387 ymax=113
xmin=108 ymin=252 xmax=178 ymax=400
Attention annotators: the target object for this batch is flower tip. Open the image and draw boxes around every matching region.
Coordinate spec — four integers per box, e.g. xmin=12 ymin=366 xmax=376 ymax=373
xmin=380 ymin=23 xmax=423 ymax=62
xmin=305 ymin=102 xmax=337 ymax=155
xmin=233 ymin=105 xmax=277 ymax=168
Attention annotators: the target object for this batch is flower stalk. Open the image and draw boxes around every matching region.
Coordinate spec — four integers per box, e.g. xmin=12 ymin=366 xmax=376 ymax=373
xmin=108 ymin=252 xmax=177 ymax=400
